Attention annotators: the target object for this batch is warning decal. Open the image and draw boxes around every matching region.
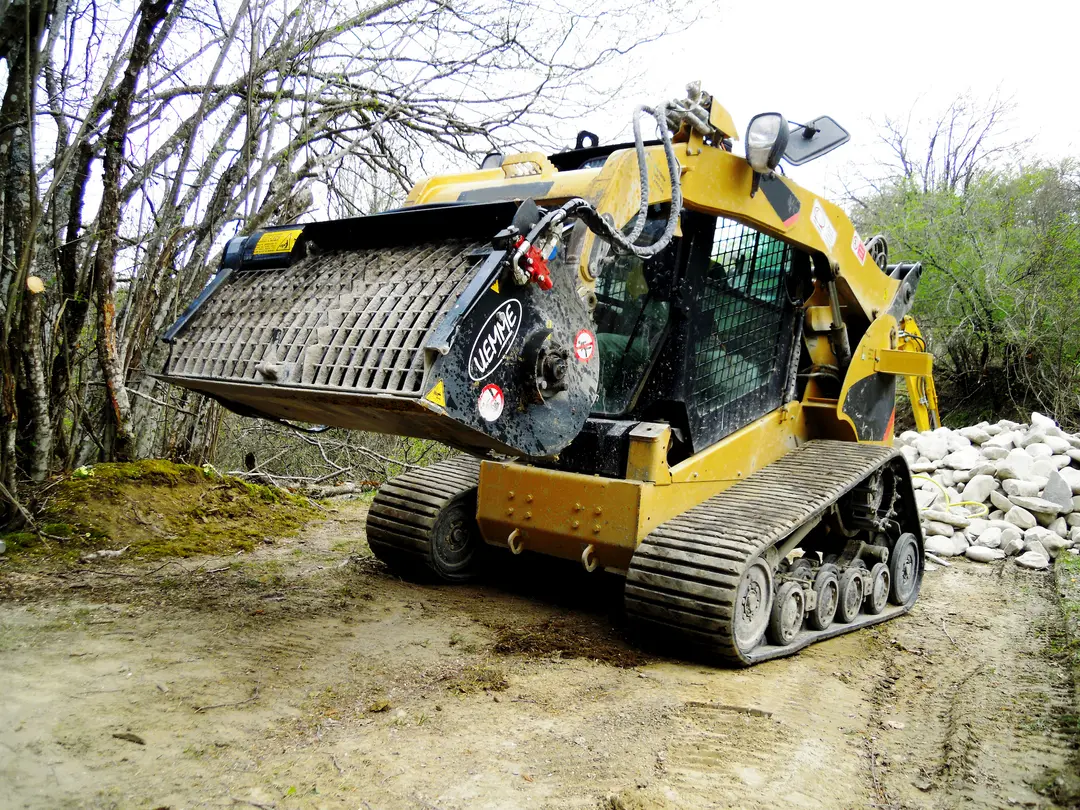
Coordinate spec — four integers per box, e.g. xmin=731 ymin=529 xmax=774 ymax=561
xmin=810 ymin=199 xmax=837 ymax=252
xmin=851 ymin=231 xmax=867 ymax=265
xmin=424 ymin=380 xmax=446 ymax=408
xmin=478 ymin=384 xmax=504 ymax=422
xmin=490 ymin=280 xmax=500 ymax=294
xmin=252 ymin=228 xmax=303 ymax=256
xmin=574 ymin=329 xmax=596 ymax=362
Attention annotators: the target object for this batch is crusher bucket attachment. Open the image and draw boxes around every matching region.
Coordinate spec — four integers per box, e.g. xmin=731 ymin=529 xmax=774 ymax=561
xmin=159 ymin=201 xmax=600 ymax=458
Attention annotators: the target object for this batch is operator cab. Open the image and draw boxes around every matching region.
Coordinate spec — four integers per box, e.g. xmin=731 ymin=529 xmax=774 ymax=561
xmin=557 ymin=206 xmax=808 ymax=478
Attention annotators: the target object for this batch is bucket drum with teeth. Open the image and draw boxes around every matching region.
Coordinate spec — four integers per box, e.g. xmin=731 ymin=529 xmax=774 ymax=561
xmin=159 ymin=201 xmax=599 ymax=458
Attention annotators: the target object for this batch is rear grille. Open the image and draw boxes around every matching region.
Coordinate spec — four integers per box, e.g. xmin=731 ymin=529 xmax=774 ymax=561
xmin=167 ymin=239 xmax=483 ymax=396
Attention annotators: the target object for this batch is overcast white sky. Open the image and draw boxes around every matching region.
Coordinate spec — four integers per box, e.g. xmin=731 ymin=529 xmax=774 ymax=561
xmin=568 ymin=0 xmax=1080 ymax=202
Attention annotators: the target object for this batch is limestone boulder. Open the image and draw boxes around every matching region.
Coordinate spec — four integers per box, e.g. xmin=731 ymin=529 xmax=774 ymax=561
xmin=966 ymin=545 xmax=1005 ymax=562
xmin=924 ymin=520 xmax=955 ymax=537
xmin=915 ymin=434 xmax=949 ymax=462
xmin=1002 ymin=479 xmax=1040 ymax=498
xmin=960 ymin=475 xmax=996 ymax=504
xmin=1009 ymin=495 xmax=1064 ymax=515
xmin=959 ymin=426 xmax=991 ymax=445
xmin=1031 ymin=412 xmax=1057 ymax=430
xmin=1005 ymin=506 xmax=1037 ymax=529
xmin=1057 ymin=467 xmax=1080 ymax=494
xmin=925 ymin=534 xmax=966 ymax=557
xmin=1044 ymin=435 xmax=1072 ymax=454
xmin=921 ymin=509 xmax=970 ymax=529
xmin=1042 ymin=470 xmax=1074 ymax=512
xmin=989 ymin=490 xmax=1014 ymax=512
xmin=996 ymin=450 xmax=1034 ymax=481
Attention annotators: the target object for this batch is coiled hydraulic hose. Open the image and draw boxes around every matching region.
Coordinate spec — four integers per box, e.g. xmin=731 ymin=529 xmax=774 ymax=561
xmin=509 ymin=101 xmax=685 ymax=281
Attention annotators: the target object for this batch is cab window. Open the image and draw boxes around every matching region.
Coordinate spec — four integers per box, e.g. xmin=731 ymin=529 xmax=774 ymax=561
xmin=592 ymin=214 xmax=675 ymax=415
xmin=689 ymin=217 xmax=795 ymax=430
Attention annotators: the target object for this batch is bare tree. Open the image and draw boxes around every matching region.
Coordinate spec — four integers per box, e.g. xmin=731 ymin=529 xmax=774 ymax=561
xmin=0 ymin=0 xmax=682 ymax=515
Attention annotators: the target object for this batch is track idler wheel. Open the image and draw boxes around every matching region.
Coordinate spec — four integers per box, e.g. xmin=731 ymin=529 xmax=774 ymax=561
xmin=889 ymin=533 xmax=921 ymax=607
xmin=865 ymin=562 xmax=891 ymax=615
xmin=767 ymin=581 xmax=806 ymax=646
xmin=428 ymin=491 xmax=486 ymax=581
xmin=836 ymin=567 xmax=866 ymax=624
xmin=733 ymin=559 xmax=773 ymax=655
xmin=808 ymin=564 xmax=839 ymax=631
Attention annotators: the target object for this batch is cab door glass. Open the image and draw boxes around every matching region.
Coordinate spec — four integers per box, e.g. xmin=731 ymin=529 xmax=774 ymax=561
xmin=688 ymin=217 xmax=796 ymax=442
xmin=592 ymin=214 xmax=675 ymax=415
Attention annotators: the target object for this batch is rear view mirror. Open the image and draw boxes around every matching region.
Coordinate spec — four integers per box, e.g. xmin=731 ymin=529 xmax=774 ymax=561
xmin=782 ymin=116 xmax=850 ymax=166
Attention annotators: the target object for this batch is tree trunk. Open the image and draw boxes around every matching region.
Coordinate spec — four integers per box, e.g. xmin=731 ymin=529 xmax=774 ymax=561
xmin=90 ymin=0 xmax=171 ymax=461
xmin=0 ymin=0 xmax=48 ymax=509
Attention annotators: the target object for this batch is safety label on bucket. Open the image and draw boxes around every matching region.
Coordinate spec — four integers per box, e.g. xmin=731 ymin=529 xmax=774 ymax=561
xmin=478 ymin=384 xmax=504 ymax=422
xmin=424 ymin=379 xmax=446 ymax=408
xmin=252 ymin=228 xmax=303 ymax=255
xmin=574 ymin=329 xmax=595 ymax=362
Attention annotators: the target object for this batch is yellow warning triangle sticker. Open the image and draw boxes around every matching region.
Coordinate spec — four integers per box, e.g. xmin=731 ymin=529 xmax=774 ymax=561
xmin=490 ymin=280 xmax=500 ymax=294
xmin=425 ymin=380 xmax=446 ymax=408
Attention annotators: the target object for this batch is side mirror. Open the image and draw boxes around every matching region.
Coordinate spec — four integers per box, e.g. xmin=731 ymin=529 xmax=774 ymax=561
xmin=782 ymin=116 xmax=850 ymax=166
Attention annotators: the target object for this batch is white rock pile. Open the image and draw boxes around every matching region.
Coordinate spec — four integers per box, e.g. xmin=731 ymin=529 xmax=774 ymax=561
xmin=896 ymin=412 xmax=1080 ymax=570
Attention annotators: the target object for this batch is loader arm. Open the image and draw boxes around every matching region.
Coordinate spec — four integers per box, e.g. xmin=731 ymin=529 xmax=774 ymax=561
xmin=896 ymin=315 xmax=940 ymax=432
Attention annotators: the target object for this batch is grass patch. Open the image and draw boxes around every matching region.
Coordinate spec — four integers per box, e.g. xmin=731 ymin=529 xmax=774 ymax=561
xmin=3 ymin=459 xmax=316 ymax=562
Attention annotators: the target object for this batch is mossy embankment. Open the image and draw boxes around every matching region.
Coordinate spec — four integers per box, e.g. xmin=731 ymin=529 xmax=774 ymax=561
xmin=2 ymin=460 xmax=315 ymax=561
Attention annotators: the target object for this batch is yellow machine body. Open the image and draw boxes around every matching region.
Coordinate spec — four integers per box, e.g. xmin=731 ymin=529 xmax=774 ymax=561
xmin=400 ymin=103 xmax=938 ymax=569
xmin=163 ymin=88 xmax=937 ymax=664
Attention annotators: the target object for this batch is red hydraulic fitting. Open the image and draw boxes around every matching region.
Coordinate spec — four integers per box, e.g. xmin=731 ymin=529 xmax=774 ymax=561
xmin=514 ymin=236 xmax=553 ymax=291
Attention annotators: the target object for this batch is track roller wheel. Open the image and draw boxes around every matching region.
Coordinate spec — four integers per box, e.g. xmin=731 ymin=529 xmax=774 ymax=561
xmin=789 ymin=558 xmax=814 ymax=581
xmin=733 ymin=559 xmax=773 ymax=655
xmin=865 ymin=562 xmax=890 ymax=615
xmin=808 ymin=564 xmax=839 ymax=631
xmin=836 ymin=567 xmax=865 ymax=624
xmin=889 ymin=533 xmax=921 ymax=607
xmin=767 ymin=581 xmax=806 ymax=646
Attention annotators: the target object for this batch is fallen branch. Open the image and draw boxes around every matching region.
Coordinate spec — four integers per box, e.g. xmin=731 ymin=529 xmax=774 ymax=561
xmin=941 ymin=619 xmax=957 ymax=646
xmin=194 ymin=685 xmax=260 ymax=713
xmin=231 ymin=799 xmax=276 ymax=810
xmin=0 ymin=479 xmax=37 ymax=529
xmin=306 ymin=482 xmax=357 ymax=498
xmin=925 ymin=552 xmax=952 ymax=567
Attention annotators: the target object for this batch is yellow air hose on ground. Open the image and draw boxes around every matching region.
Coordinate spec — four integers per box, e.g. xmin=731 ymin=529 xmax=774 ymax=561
xmin=914 ymin=474 xmax=990 ymax=519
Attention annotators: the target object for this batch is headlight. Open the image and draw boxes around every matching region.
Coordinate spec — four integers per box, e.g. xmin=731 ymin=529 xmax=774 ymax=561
xmin=745 ymin=112 xmax=790 ymax=174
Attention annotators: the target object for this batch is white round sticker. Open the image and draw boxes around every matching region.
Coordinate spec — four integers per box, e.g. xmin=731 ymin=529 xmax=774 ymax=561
xmin=478 ymin=384 xmax=504 ymax=422
xmin=574 ymin=329 xmax=596 ymax=362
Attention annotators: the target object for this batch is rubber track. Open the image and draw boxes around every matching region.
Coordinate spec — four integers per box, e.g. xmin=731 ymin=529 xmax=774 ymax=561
xmin=625 ymin=440 xmax=903 ymax=666
xmin=366 ymin=455 xmax=481 ymax=573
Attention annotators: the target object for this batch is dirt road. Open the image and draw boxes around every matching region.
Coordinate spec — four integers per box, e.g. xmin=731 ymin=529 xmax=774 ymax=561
xmin=2 ymin=501 xmax=1077 ymax=809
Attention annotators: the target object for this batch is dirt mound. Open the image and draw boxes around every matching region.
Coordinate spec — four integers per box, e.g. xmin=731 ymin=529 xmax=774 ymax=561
xmin=489 ymin=616 xmax=651 ymax=667
xmin=3 ymin=460 xmax=314 ymax=560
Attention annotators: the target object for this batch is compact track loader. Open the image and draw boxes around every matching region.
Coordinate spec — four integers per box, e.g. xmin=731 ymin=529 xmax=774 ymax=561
xmin=161 ymin=84 xmax=941 ymax=665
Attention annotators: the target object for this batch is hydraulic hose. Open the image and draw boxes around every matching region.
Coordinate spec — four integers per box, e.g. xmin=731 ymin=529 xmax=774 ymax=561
xmin=509 ymin=100 xmax=685 ymax=281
